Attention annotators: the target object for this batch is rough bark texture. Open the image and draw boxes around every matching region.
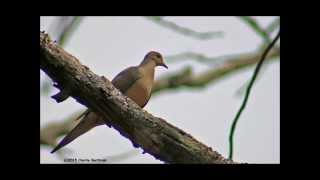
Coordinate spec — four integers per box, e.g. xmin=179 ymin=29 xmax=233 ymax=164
xmin=41 ymin=48 xmax=279 ymax=149
xmin=40 ymin=31 xmax=237 ymax=164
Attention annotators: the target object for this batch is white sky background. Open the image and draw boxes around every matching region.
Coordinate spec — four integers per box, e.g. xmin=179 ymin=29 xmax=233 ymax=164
xmin=40 ymin=16 xmax=280 ymax=164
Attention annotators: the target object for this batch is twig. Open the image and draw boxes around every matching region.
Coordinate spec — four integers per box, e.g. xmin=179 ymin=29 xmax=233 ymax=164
xmin=40 ymin=110 xmax=140 ymax=162
xmin=266 ymin=17 xmax=280 ymax=35
xmin=152 ymin=49 xmax=280 ymax=95
xmin=41 ymin=75 xmax=53 ymax=96
xmin=145 ymin=16 xmax=223 ymax=40
xmin=48 ymin=16 xmax=83 ymax=46
xmin=40 ymin=110 xmax=83 ymax=147
xmin=234 ymin=17 xmax=279 ymax=97
xmin=165 ymin=52 xmax=242 ymax=66
xmin=57 ymin=16 xmax=83 ymax=46
xmin=238 ymin=16 xmax=271 ymax=44
xmin=228 ymin=30 xmax=280 ymax=160
xmin=48 ymin=17 xmax=72 ymax=37
xmin=234 ymin=58 xmax=272 ymax=97
xmin=165 ymin=52 xmax=214 ymax=64
xmin=40 ymin=31 xmax=236 ymax=164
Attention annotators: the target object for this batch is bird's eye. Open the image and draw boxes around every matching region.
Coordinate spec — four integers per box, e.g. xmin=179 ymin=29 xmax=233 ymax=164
xmin=156 ymin=54 xmax=161 ymax=58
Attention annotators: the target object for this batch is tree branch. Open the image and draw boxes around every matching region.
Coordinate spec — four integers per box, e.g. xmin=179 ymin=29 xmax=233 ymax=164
xmin=152 ymin=49 xmax=279 ymax=95
xmin=228 ymin=30 xmax=280 ymax=159
xmin=232 ymin=17 xmax=279 ymax=97
xmin=41 ymin=46 xmax=279 ymax=150
xmin=40 ymin=31 xmax=236 ymax=164
xmin=57 ymin=16 xmax=83 ymax=46
xmin=238 ymin=16 xmax=271 ymax=44
xmin=40 ymin=111 xmax=83 ymax=147
xmin=145 ymin=16 xmax=223 ymax=40
xmin=48 ymin=16 xmax=83 ymax=46
xmin=41 ymin=16 xmax=83 ymax=96
xmin=40 ymin=110 xmax=141 ymax=162
xmin=266 ymin=17 xmax=280 ymax=35
xmin=164 ymin=52 xmax=237 ymax=66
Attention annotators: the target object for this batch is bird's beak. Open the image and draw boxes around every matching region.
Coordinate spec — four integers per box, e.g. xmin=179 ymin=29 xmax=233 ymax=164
xmin=161 ymin=63 xmax=168 ymax=69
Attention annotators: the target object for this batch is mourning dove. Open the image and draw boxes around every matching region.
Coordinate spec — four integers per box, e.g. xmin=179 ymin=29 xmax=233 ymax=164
xmin=51 ymin=51 xmax=168 ymax=153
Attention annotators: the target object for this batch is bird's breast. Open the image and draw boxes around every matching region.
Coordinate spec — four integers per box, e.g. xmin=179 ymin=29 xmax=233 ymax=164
xmin=125 ymin=77 xmax=153 ymax=108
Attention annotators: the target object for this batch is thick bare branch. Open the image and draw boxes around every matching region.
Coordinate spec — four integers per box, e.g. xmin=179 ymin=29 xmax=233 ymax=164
xmin=40 ymin=31 xmax=236 ymax=164
xmin=40 ymin=111 xmax=141 ymax=162
xmin=41 ymin=16 xmax=83 ymax=96
xmin=41 ymin=47 xmax=279 ymax=150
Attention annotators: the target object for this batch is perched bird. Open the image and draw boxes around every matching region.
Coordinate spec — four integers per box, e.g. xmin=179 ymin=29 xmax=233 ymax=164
xmin=51 ymin=51 xmax=168 ymax=153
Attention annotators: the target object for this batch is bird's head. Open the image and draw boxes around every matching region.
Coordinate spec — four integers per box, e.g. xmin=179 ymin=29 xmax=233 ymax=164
xmin=144 ymin=51 xmax=168 ymax=69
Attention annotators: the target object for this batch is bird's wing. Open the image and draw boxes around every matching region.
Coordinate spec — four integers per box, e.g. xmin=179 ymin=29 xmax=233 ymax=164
xmin=51 ymin=67 xmax=142 ymax=153
xmin=50 ymin=111 xmax=105 ymax=153
xmin=111 ymin=66 xmax=142 ymax=94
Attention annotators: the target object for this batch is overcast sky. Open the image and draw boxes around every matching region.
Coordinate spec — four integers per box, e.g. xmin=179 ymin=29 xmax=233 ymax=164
xmin=40 ymin=16 xmax=279 ymax=164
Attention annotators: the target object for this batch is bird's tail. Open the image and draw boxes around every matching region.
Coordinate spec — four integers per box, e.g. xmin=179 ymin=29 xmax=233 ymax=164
xmin=51 ymin=111 xmax=105 ymax=153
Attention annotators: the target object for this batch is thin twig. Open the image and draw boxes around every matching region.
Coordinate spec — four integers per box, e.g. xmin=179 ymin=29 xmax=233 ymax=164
xmin=40 ymin=110 xmax=84 ymax=147
xmin=234 ymin=59 xmax=272 ymax=97
xmin=41 ymin=75 xmax=53 ymax=96
xmin=165 ymin=52 xmax=243 ymax=66
xmin=228 ymin=30 xmax=280 ymax=159
xmin=238 ymin=16 xmax=271 ymax=44
xmin=145 ymin=16 xmax=223 ymax=40
xmin=266 ymin=17 xmax=280 ymax=35
xmin=234 ymin=16 xmax=279 ymax=97
xmin=41 ymin=110 xmax=140 ymax=162
xmin=57 ymin=16 xmax=83 ymax=46
xmin=48 ymin=16 xmax=72 ymax=37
